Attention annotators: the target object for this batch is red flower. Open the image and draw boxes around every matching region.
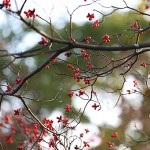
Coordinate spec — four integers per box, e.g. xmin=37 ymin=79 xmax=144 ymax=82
xmin=80 ymin=133 xmax=84 ymax=138
xmin=53 ymin=134 xmax=59 ymax=141
xmin=85 ymin=128 xmax=89 ymax=133
xmin=5 ymin=85 xmax=13 ymax=92
xmin=86 ymin=61 xmax=94 ymax=69
xmin=67 ymin=91 xmax=74 ymax=98
xmin=63 ymin=117 xmax=69 ymax=125
xmin=56 ymin=115 xmax=62 ymax=123
xmin=85 ymin=39 xmax=89 ymax=44
xmin=81 ymin=49 xmax=91 ymax=60
xmin=38 ymin=37 xmax=48 ymax=46
xmin=45 ymin=65 xmax=49 ymax=69
xmin=85 ymin=53 xmax=91 ymax=60
xmin=6 ymin=136 xmax=13 ymax=144
xmin=92 ymin=20 xmax=100 ymax=28
xmin=79 ymin=89 xmax=85 ymax=96
xmin=3 ymin=0 xmax=11 ymax=8
xmin=5 ymin=115 xmax=12 ymax=124
xmin=51 ymin=58 xmax=56 ymax=63
xmin=92 ymin=103 xmax=99 ymax=110
xmin=76 ymin=77 xmax=81 ymax=82
xmin=74 ymin=145 xmax=79 ymax=150
xmin=140 ymin=62 xmax=146 ymax=68
xmin=73 ymin=68 xmax=80 ymax=78
xmin=16 ymin=78 xmax=22 ymax=84
xmin=85 ymin=36 xmax=91 ymax=44
xmin=87 ymin=36 xmax=91 ymax=40
xmin=83 ymin=78 xmax=90 ymax=84
xmin=145 ymin=5 xmax=150 ymax=9
xmin=14 ymin=108 xmax=21 ymax=115
xmin=111 ymin=132 xmax=118 ymax=138
xmin=49 ymin=139 xmax=55 ymax=148
xmin=11 ymin=126 xmax=16 ymax=135
xmin=16 ymin=145 xmax=24 ymax=150
xmin=133 ymin=80 xmax=138 ymax=87
xmin=86 ymin=13 xmax=95 ymax=21
xmin=32 ymin=123 xmax=38 ymax=129
xmin=71 ymin=126 xmax=76 ymax=130
xmin=67 ymin=63 xmax=74 ymax=70
xmin=42 ymin=118 xmax=54 ymax=131
xmin=83 ymin=141 xmax=90 ymax=147
xmin=102 ymin=34 xmax=110 ymax=43
xmin=23 ymin=128 xmax=29 ymax=135
xmin=107 ymin=141 xmax=114 ymax=148
xmin=64 ymin=104 xmax=72 ymax=112
xmin=127 ymin=90 xmax=131 ymax=94
xmin=81 ymin=49 xmax=86 ymax=55
xmin=130 ymin=21 xmax=138 ymax=28
xmin=24 ymin=9 xmax=36 ymax=18
xmin=0 ymin=123 xmax=4 ymax=127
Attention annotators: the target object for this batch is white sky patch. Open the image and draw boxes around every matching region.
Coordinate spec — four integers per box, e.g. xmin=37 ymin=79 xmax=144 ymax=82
xmin=24 ymin=57 xmax=37 ymax=71
xmin=31 ymin=0 xmax=140 ymax=27
xmin=10 ymin=97 xmax=24 ymax=109
xmin=4 ymin=31 xmax=41 ymax=53
xmin=0 ymin=80 xmax=8 ymax=92
xmin=126 ymin=119 xmax=143 ymax=132
xmin=72 ymin=89 xmax=122 ymax=127
xmin=1 ymin=0 xmax=141 ymax=27
xmin=1 ymin=101 xmax=11 ymax=113
xmin=125 ymin=119 xmax=143 ymax=142
xmin=2 ymin=68 xmax=11 ymax=77
xmin=16 ymin=32 xmax=41 ymax=52
xmin=117 ymin=144 xmax=131 ymax=150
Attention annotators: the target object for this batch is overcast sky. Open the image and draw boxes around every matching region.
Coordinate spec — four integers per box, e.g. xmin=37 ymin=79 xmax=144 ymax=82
xmin=14 ymin=0 xmax=141 ymax=27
